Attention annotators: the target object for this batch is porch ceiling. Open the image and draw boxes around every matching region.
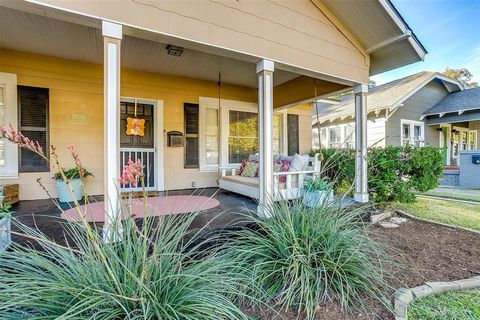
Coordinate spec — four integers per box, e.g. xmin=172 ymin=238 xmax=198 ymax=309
xmin=0 ymin=6 xmax=298 ymax=88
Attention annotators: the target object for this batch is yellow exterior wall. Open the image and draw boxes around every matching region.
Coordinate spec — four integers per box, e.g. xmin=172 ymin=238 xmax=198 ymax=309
xmin=0 ymin=49 xmax=313 ymax=200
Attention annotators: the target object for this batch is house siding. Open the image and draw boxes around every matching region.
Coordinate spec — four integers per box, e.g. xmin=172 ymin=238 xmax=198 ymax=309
xmin=0 ymin=49 xmax=313 ymax=200
xmin=385 ymin=80 xmax=450 ymax=146
xmin=315 ymin=117 xmax=385 ymax=148
xmin=31 ymin=0 xmax=370 ymax=83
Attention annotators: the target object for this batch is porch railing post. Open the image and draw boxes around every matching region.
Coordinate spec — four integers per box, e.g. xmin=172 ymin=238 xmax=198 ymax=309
xmin=102 ymin=21 xmax=122 ymax=241
xmin=257 ymin=59 xmax=274 ymax=217
xmin=354 ymin=84 xmax=369 ymax=203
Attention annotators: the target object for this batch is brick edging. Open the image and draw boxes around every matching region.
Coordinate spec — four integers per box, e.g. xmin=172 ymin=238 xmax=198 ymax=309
xmin=393 ymin=276 xmax=480 ymax=320
xmin=395 ymin=209 xmax=480 ymax=236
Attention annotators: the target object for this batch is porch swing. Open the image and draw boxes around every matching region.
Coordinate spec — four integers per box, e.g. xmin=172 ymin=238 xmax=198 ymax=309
xmin=217 ymin=75 xmax=322 ymax=200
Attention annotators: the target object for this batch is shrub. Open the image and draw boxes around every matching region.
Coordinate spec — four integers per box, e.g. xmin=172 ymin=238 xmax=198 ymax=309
xmin=303 ymin=176 xmax=330 ymax=191
xmin=222 ymin=200 xmax=390 ymax=319
xmin=0 ymin=213 xmax=250 ymax=319
xmin=53 ymin=167 xmax=93 ymax=180
xmin=311 ymin=146 xmax=443 ymax=203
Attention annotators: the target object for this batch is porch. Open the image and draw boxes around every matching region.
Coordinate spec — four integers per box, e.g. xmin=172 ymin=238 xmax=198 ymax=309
xmin=0 ymin=1 xmax=387 ymax=239
xmin=10 ymin=188 xmax=257 ymax=248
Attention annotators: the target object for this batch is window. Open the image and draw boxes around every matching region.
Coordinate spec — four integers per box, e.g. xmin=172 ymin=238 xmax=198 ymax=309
xmin=344 ymin=124 xmax=355 ymax=148
xmin=461 ymin=131 xmax=468 ymax=150
xmin=198 ymin=97 xmax=292 ymax=170
xmin=401 ymin=120 xmax=424 ymax=146
xmin=328 ymin=127 xmax=341 ymax=148
xmin=18 ymin=86 xmax=49 ymax=172
xmin=0 ymin=86 xmax=5 ymax=167
xmin=287 ymin=114 xmax=299 ymax=155
xmin=273 ymin=114 xmax=282 ymax=155
xmin=205 ymin=108 xmax=219 ymax=165
xmin=228 ymin=110 xmax=258 ymax=163
xmin=470 ymin=131 xmax=477 ymax=150
xmin=184 ymin=103 xmax=199 ymax=168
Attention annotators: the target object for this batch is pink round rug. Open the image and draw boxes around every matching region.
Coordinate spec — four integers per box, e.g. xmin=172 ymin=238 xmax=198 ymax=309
xmin=61 ymin=195 xmax=220 ymax=223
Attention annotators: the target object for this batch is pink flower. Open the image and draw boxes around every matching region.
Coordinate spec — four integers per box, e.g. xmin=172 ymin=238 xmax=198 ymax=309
xmin=0 ymin=123 xmax=44 ymax=156
xmin=118 ymin=158 xmax=144 ymax=187
xmin=66 ymin=144 xmax=86 ymax=178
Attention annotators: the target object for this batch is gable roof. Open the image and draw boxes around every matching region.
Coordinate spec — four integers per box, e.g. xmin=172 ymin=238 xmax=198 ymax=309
xmin=321 ymin=0 xmax=427 ymax=75
xmin=314 ymin=71 xmax=463 ymax=124
xmin=422 ymin=87 xmax=480 ymax=117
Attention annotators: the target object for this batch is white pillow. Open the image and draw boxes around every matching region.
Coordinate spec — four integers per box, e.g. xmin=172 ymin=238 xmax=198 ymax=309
xmin=301 ymin=154 xmax=310 ymax=171
xmin=289 ymin=153 xmax=305 ymax=172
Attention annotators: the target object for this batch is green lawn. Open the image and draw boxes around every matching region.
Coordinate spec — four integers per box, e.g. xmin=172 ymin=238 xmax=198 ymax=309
xmin=395 ymin=197 xmax=480 ymax=231
xmin=408 ymin=289 xmax=480 ymax=320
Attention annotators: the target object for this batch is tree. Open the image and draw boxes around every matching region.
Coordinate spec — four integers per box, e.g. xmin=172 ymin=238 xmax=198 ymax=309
xmin=442 ymin=67 xmax=479 ymax=88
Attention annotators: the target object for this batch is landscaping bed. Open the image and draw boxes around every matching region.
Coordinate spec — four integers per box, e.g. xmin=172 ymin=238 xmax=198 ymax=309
xmin=244 ymin=218 xmax=480 ymax=319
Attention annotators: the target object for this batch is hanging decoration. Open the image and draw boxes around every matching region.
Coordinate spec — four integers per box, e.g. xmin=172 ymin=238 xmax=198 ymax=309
xmin=126 ymin=99 xmax=145 ymax=136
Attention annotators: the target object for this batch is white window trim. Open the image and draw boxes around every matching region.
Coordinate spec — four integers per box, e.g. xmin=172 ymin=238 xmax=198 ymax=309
xmin=0 ymin=72 xmax=18 ymax=179
xmin=470 ymin=130 xmax=478 ymax=150
xmin=323 ymin=122 xmax=355 ymax=149
xmin=401 ymin=119 xmax=425 ymax=146
xmin=199 ymin=96 xmax=286 ymax=172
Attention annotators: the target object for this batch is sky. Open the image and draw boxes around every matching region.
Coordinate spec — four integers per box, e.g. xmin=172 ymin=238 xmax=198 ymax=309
xmin=371 ymin=0 xmax=480 ymax=85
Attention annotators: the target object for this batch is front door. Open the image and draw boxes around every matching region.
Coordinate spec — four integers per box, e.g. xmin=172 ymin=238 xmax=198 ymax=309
xmin=120 ymin=99 xmax=156 ymax=191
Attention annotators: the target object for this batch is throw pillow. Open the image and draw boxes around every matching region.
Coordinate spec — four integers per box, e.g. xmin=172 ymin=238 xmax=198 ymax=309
xmin=289 ymin=153 xmax=305 ymax=172
xmin=274 ymin=159 xmax=290 ymax=182
xmin=301 ymin=154 xmax=310 ymax=171
xmin=241 ymin=161 xmax=259 ymax=177
xmin=237 ymin=160 xmax=248 ymax=175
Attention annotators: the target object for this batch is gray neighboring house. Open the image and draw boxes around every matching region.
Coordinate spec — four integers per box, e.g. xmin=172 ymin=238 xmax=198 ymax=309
xmin=313 ymin=71 xmax=480 ymax=167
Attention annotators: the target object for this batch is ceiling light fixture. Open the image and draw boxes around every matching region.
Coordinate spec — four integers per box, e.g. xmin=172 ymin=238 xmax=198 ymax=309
xmin=166 ymin=44 xmax=184 ymax=57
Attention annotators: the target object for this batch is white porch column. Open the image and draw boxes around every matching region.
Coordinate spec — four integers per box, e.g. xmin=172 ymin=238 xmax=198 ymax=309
xmin=102 ymin=21 xmax=122 ymax=241
xmin=354 ymin=84 xmax=369 ymax=203
xmin=257 ymin=59 xmax=274 ymax=216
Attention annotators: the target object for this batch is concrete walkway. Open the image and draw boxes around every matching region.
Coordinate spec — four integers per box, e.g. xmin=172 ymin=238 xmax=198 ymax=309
xmin=421 ymin=186 xmax=480 ymax=202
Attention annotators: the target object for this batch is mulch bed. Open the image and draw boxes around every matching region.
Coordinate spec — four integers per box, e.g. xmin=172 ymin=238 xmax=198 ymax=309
xmin=247 ymin=218 xmax=480 ymax=319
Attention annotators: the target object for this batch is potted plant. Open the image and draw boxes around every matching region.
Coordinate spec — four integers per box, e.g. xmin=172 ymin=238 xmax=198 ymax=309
xmin=0 ymin=191 xmax=13 ymax=252
xmin=53 ymin=168 xmax=93 ymax=203
xmin=303 ymin=176 xmax=334 ymax=207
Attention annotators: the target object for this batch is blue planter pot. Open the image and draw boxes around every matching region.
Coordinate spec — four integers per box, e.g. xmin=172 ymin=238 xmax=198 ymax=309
xmin=56 ymin=179 xmax=83 ymax=203
xmin=303 ymin=190 xmax=334 ymax=207
xmin=0 ymin=217 xmax=11 ymax=252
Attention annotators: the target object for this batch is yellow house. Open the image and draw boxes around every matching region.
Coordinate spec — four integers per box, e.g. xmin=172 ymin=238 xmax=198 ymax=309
xmin=0 ymin=0 xmax=426 ymax=230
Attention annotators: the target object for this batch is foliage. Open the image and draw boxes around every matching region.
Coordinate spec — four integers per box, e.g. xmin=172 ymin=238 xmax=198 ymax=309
xmin=442 ymin=67 xmax=479 ymax=88
xmin=311 ymin=146 xmax=444 ymax=203
xmin=0 ymin=193 xmax=12 ymax=220
xmin=53 ymin=167 xmax=93 ymax=180
xmin=221 ymin=200 xmax=390 ymax=319
xmin=395 ymin=197 xmax=480 ymax=231
xmin=0 ymin=213 xmax=250 ymax=319
xmin=408 ymin=289 xmax=480 ymax=320
xmin=303 ymin=176 xmax=330 ymax=191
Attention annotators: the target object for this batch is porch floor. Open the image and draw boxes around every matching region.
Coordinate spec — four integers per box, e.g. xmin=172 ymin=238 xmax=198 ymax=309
xmin=10 ymin=188 xmax=257 ymax=247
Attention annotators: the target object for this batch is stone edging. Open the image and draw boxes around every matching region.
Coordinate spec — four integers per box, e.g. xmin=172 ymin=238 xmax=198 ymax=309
xmin=393 ymin=276 xmax=480 ymax=320
xmin=395 ymin=209 xmax=480 ymax=236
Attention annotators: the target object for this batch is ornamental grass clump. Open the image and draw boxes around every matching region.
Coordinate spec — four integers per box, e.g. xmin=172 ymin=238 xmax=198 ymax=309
xmin=0 ymin=123 xmax=252 ymax=319
xmin=222 ymin=200 xmax=391 ymax=319
xmin=0 ymin=213 xmax=250 ymax=320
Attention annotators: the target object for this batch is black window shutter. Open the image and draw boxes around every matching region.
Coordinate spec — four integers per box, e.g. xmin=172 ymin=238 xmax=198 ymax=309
xmin=18 ymin=86 xmax=49 ymax=172
xmin=287 ymin=114 xmax=299 ymax=156
xmin=184 ymin=103 xmax=199 ymax=168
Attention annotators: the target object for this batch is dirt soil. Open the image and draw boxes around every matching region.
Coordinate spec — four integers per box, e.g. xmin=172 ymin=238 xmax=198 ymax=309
xmin=247 ymin=218 xmax=480 ymax=320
